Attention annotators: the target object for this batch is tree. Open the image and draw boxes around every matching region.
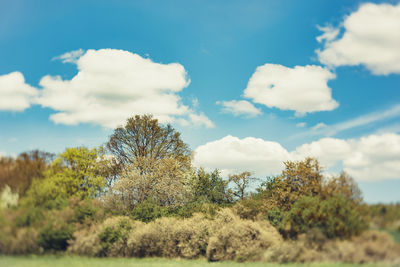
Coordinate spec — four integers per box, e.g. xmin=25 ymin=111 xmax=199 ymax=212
xmin=0 ymin=150 xmax=54 ymax=196
xmin=106 ymin=114 xmax=191 ymax=173
xmin=190 ymin=168 xmax=232 ymax=205
xmin=23 ymin=147 xmax=107 ymax=208
xmin=322 ymin=171 xmax=363 ymax=203
xmin=229 ymin=171 xmax=257 ymax=201
xmin=260 ymin=158 xmax=324 ymax=211
xmin=104 ymin=157 xmax=192 ymax=213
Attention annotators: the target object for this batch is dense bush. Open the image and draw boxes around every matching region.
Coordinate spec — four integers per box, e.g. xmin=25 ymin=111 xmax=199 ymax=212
xmin=206 ymin=209 xmax=282 ymax=262
xmin=266 ymin=230 xmax=400 ymax=264
xmin=127 ymin=214 xmax=212 ymax=258
xmin=279 ymin=195 xmax=367 ymax=239
xmin=130 ymin=198 xmax=167 ymax=222
xmin=68 ymin=216 xmax=140 ymax=257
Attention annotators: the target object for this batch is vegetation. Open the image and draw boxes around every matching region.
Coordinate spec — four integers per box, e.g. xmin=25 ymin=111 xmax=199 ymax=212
xmin=0 ymin=256 xmax=395 ymax=267
xmin=0 ymin=114 xmax=399 ymax=264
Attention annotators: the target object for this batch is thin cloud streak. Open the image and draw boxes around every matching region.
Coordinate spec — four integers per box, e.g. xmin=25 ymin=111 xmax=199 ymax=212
xmin=290 ymin=104 xmax=400 ymax=140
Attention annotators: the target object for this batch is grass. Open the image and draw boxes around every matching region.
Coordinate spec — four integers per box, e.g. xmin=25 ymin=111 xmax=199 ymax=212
xmin=0 ymin=256 xmax=396 ymax=267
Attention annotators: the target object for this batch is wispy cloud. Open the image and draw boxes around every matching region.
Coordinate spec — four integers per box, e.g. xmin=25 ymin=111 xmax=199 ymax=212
xmin=326 ymin=104 xmax=400 ymax=136
xmin=291 ymin=104 xmax=400 ymax=140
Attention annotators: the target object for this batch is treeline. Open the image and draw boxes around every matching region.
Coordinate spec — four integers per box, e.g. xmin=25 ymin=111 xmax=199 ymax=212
xmin=0 ymin=115 xmax=399 ymax=263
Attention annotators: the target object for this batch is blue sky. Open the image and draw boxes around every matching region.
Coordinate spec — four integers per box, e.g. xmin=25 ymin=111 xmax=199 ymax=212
xmin=1 ymin=0 xmax=400 ymax=203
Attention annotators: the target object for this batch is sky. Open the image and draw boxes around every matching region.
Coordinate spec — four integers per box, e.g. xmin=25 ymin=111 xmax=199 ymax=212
xmin=1 ymin=0 xmax=400 ymax=203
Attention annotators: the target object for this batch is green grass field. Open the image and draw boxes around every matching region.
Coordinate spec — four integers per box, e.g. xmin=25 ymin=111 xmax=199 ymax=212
xmin=0 ymin=256 xmax=396 ymax=267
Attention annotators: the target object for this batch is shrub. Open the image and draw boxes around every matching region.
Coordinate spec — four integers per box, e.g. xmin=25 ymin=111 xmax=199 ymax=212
xmin=37 ymin=208 xmax=75 ymax=251
xmin=206 ymin=209 xmax=282 ymax=262
xmin=130 ymin=198 xmax=167 ymax=222
xmin=38 ymin=221 xmax=74 ymax=251
xmin=67 ymin=226 xmax=101 ymax=256
xmin=7 ymin=228 xmax=41 ymax=254
xmin=127 ymin=214 xmax=212 ymax=258
xmin=233 ymin=198 xmax=266 ymax=220
xmin=280 ymin=195 xmax=366 ymax=239
xmin=68 ymin=216 xmax=140 ymax=257
xmin=265 ymin=230 xmax=400 ymax=264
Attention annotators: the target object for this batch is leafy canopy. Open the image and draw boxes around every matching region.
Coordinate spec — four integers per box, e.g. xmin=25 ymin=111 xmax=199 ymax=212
xmin=23 ymin=147 xmax=107 ymax=208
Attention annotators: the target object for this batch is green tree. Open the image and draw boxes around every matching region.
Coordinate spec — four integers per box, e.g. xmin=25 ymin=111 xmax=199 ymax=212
xmin=280 ymin=195 xmax=367 ymax=239
xmin=190 ymin=168 xmax=232 ymax=205
xmin=259 ymin=158 xmax=324 ymax=211
xmin=23 ymin=147 xmax=106 ymax=208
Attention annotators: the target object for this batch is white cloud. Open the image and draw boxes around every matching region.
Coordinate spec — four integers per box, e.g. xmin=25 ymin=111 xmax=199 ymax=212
xmin=194 ymin=133 xmax=400 ymax=181
xmin=295 ymin=133 xmax=400 ymax=182
xmin=316 ymin=25 xmax=340 ymax=43
xmin=217 ymin=100 xmax=261 ymax=117
xmin=188 ymin=113 xmax=215 ymax=128
xmin=35 ymin=49 xmax=212 ymax=128
xmin=193 ymin=135 xmax=290 ymax=177
xmin=52 ymin=49 xmax=85 ymax=64
xmin=0 ymin=72 xmax=38 ymax=111
xmin=296 ymin=122 xmax=306 ymax=128
xmin=243 ymin=64 xmax=338 ymax=116
xmin=312 ymin=122 xmax=327 ymax=131
xmin=307 ymin=104 xmax=400 ymax=137
xmin=317 ymin=2 xmax=400 ymax=75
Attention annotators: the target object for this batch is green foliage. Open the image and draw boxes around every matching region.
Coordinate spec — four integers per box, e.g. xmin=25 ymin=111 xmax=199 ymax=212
xmin=280 ymin=195 xmax=367 ymax=239
xmin=23 ymin=147 xmax=106 ymax=208
xmin=15 ymin=207 xmax=45 ymax=227
xmin=259 ymin=158 xmax=324 ymax=211
xmin=38 ymin=221 xmax=74 ymax=251
xmin=190 ymin=168 xmax=232 ymax=205
xmin=367 ymin=203 xmax=400 ymax=230
xmin=71 ymin=198 xmax=104 ymax=225
xmin=130 ymin=198 xmax=167 ymax=222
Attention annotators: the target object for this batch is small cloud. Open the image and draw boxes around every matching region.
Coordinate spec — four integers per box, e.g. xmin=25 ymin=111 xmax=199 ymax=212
xmin=189 ymin=113 xmax=215 ymax=128
xmin=244 ymin=64 xmax=338 ymax=115
xmin=217 ymin=100 xmax=262 ymax=117
xmin=0 ymin=72 xmax=38 ymax=111
xmin=296 ymin=122 xmax=306 ymax=128
xmin=191 ymin=98 xmax=199 ymax=109
xmin=52 ymin=49 xmax=85 ymax=64
xmin=316 ymin=25 xmax=340 ymax=43
xmin=312 ymin=122 xmax=328 ymax=131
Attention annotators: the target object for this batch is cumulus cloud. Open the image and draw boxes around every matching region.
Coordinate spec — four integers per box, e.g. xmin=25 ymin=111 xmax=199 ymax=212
xmin=296 ymin=122 xmax=306 ymax=128
xmin=194 ymin=133 xmax=400 ymax=181
xmin=243 ymin=64 xmax=338 ymax=116
xmin=193 ymin=135 xmax=290 ymax=177
xmin=217 ymin=100 xmax=262 ymax=117
xmin=0 ymin=72 xmax=38 ymax=111
xmin=35 ymin=49 xmax=213 ymax=128
xmin=317 ymin=2 xmax=400 ymax=75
